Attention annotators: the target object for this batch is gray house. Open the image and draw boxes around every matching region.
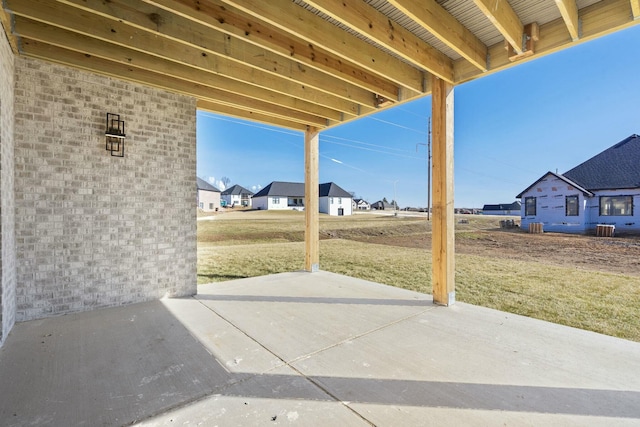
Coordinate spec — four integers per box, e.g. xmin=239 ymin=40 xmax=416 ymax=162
xmin=517 ymin=134 xmax=640 ymax=234
xmin=482 ymin=202 xmax=521 ymax=216
xmin=252 ymin=181 xmax=352 ymax=215
xmin=196 ymin=177 xmax=221 ymax=212
xmin=221 ymin=184 xmax=254 ymax=207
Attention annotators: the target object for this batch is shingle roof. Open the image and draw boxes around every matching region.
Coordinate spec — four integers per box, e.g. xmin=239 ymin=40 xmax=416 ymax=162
xmin=253 ymin=182 xmax=305 ymax=198
xmin=196 ymin=177 xmax=220 ymax=192
xmin=319 ymin=182 xmax=351 ymax=198
xmin=253 ymin=181 xmax=352 ymax=198
xmin=563 ymin=134 xmax=640 ymax=190
xmin=221 ymin=184 xmax=254 ymax=196
xmin=482 ymin=202 xmax=521 ymax=211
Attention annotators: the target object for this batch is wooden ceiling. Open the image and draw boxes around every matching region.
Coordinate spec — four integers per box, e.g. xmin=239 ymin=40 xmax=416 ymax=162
xmin=1 ymin=0 xmax=638 ymax=130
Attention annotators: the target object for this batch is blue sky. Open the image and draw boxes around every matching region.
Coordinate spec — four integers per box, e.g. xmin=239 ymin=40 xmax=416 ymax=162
xmin=197 ymin=25 xmax=640 ymax=208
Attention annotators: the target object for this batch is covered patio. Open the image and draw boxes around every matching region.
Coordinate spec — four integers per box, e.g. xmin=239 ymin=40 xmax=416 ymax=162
xmin=1 ymin=271 xmax=639 ymax=425
xmin=1 ymin=1 xmax=640 ymax=425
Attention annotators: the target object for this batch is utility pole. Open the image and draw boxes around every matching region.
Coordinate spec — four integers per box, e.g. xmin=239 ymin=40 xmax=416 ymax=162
xmin=416 ymin=117 xmax=432 ymax=220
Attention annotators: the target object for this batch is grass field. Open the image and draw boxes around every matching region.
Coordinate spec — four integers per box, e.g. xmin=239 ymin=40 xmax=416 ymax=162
xmin=197 ymin=210 xmax=640 ymax=342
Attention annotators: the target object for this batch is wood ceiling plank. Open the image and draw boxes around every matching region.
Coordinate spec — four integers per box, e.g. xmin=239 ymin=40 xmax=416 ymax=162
xmin=554 ymin=0 xmax=580 ymax=41
xmin=198 ymin=100 xmax=309 ymax=131
xmin=303 ymin=0 xmax=456 ymax=79
xmin=387 ymin=0 xmax=488 ymax=71
xmin=21 ymin=39 xmax=319 ymax=129
xmin=54 ymin=0 xmax=376 ymax=109
xmin=7 ymin=0 xmax=364 ymax=116
xmin=219 ymin=0 xmax=428 ymax=92
xmin=472 ymin=0 xmax=524 ymax=54
xmin=143 ymin=0 xmax=405 ymax=102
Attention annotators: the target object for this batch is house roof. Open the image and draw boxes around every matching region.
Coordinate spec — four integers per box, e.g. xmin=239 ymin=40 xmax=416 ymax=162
xmin=482 ymin=202 xmax=521 ymax=211
xmin=319 ymin=182 xmax=351 ymax=198
xmin=562 ymin=134 xmax=640 ymax=190
xmin=371 ymin=200 xmax=394 ymax=208
xmin=253 ymin=181 xmax=352 ymax=198
xmin=221 ymin=184 xmax=254 ymax=196
xmin=516 ymin=172 xmax=594 ymax=199
xmin=196 ymin=177 xmax=220 ymax=192
xmin=353 ymin=199 xmax=369 ymax=204
xmin=253 ymin=182 xmax=305 ymax=198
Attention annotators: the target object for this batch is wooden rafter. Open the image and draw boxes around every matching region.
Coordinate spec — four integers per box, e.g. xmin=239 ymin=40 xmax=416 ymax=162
xmin=472 ymin=0 xmax=524 ymax=54
xmin=555 ymin=0 xmax=580 ymax=41
xmin=631 ymin=0 xmax=640 ymax=19
xmin=387 ymin=0 xmax=488 ymax=71
xmin=198 ymin=100 xmax=308 ymax=131
xmin=302 ymin=0 xmax=455 ymax=82
xmin=218 ymin=0 xmax=427 ymax=93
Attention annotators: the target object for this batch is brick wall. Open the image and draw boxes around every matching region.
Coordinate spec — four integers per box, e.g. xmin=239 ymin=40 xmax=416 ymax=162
xmin=14 ymin=57 xmax=197 ymax=321
xmin=0 ymin=29 xmax=16 ymax=345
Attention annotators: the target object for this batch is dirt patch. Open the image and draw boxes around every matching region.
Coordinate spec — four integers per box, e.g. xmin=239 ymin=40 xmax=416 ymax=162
xmin=346 ymin=228 xmax=640 ymax=277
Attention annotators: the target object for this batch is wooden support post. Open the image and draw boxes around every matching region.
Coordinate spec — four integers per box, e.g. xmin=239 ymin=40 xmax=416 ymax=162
xmin=305 ymin=127 xmax=320 ymax=272
xmin=431 ymin=76 xmax=455 ymax=306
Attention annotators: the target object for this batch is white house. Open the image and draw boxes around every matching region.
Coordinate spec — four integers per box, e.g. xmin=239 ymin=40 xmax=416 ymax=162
xmin=252 ymin=181 xmax=352 ymax=216
xmin=196 ymin=177 xmax=221 ymax=212
xmin=517 ymin=134 xmax=640 ymax=234
xmin=221 ymin=184 xmax=254 ymax=207
xmin=319 ymin=182 xmax=353 ymax=216
xmin=352 ymin=198 xmax=371 ymax=211
xmin=482 ymin=202 xmax=521 ymax=216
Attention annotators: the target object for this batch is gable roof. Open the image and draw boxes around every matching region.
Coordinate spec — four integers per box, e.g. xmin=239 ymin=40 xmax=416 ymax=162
xmin=562 ymin=134 xmax=640 ymax=190
xmin=482 ymin=202 xmax=521 ymax=211
xmin=319 ymin=182 xmax=351 ymax=198
xmin=516 ymin=172 xmax=594 ymax=199
xmin=196 ymin=177 xmax=220 ymax=192
xmin=253 ymin=182 xmax=304 ymax=198
xmin=371 ymin=200 xmax=394 ymax=208
xmin=221 ymin=184 xmax=254 ymax=196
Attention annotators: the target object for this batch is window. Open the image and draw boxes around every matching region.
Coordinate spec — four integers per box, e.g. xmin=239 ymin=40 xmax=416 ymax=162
xmin=199 ymin=202 xmax=203 ymax=209
xmin=338 ymin=197 xmax=342 ymax=204
xmin=330 ymin=197 xmax=334 ymax=204
xmin=600 ymin=196 xmax=633 ymax=216
xmin=525 ymin=197 xmax=536 ymax=216
xmin=209 ymin=203 xmax=214 ymax=210
xmin=565 ymin=195 xmax=579 ymax=216
xmin=272 ymin=197 xmax=280 ymax=204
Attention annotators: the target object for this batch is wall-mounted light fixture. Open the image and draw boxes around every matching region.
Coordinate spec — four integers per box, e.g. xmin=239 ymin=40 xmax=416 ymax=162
xmin=105 ymin=113 xmax=126 ymax=157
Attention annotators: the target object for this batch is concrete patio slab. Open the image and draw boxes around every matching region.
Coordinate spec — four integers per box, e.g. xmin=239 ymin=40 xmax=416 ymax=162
xmin=1 ymin=271 xmax=639 ymax=426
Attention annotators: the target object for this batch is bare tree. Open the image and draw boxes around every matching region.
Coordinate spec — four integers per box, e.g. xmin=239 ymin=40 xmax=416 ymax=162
xmin=220 ymin=176 xmax=231 ymax=189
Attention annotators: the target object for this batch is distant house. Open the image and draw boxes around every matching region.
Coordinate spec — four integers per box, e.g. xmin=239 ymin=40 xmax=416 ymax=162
xmin=352 ymin=199 xmax=371 ymax=211
xmin=319 ymin=182 xmax=353 ymax=216
xmin=482 ymin=202 xmax=521 ymax=216
xmin=517 ymin=134 xmax=640 ymax=234
xmin=252 ymin=181 xmax=353 ymax=216
xmin=371 ymin=200 xmax=395 ymax=210
xmin=221 ymin=184 xmax=254 ymax=208
xmin=196 ymin=177 xmax=221 ymax=212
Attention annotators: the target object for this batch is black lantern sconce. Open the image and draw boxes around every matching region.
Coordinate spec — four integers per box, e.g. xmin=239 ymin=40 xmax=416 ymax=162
xmin=105 ymin=113 xmax=126 ymax=157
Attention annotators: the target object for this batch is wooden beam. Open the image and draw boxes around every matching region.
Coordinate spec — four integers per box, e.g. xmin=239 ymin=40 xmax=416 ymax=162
xmin=220 ymin=0 xmax=426 ymax=93
xmin=387 ymin=0 xmax=488 ymax=71
xmin=472 ymin=0 xmax=524 ymax=54
xmin=0 ymin=8 xmax=19 ymax=53
xmin=555 ymin=0 xmax=580 ymax=41
xmin=431 ymin=76 xmax=455 ymax=306
xmin=455 ymin=0 xmax=640 ymax=83
xmin=303 ymin=0 xmax=455 ymax=82
xmin=143 ymin=0 xmax=405 ymax=102
xmin=7 ymin=0 xmax=368 ymax=117
xmin=14 ymin=17 xmax=335 ymax=126
xmin=198 ymin=100 xmax=309 ymax=131
xmin=631 ymin=0 xmax=640 ymax=19
xmin=304 ymin=128 xmax=320 ymax=272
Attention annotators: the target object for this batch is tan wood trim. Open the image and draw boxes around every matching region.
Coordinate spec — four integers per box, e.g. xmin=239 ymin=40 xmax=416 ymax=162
xmin=198 ymin=100 xmax=309 ymax=131
xmin=219 ymin=0 xmax=426 ymax=93
xmin=431 ymin=76 xmax=455 ymax=306
xmin=142 ymin=0 xmax=406 ymax=101
xmin=303 ymin=0 xmax=454 ymax=82
xmin=388 ymin=0 xmax=487 ymax=71
xmin=304 ymin=128 xmax=320 ymax=272
xmin=555 ymin=0 xmax=580 ymax=40
xmin=472 ymin=0 xmax=524 ymax=54
xmin=631 ymin=0 xmax=640 ymax=18
xmin=0 ymin=8 xmax=19 ymax=53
